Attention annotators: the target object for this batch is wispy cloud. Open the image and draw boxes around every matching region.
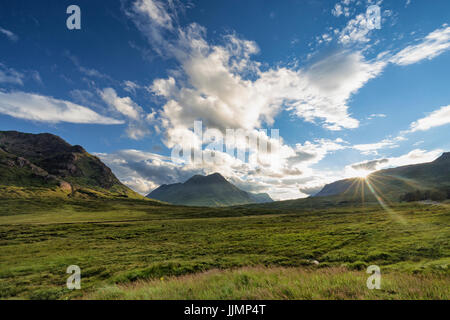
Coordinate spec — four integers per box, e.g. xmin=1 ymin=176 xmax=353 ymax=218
xmin=353 ymin=136 xmax=406 ymax=155
xmin=64 ymin=50 xmax=112 ymax=80
xmin=99 ymin=87 xmax=155 ymax=139
xmin=0 ymin=63 xmax=24 ymax=85
xmin=391 ymin=25 xmax=450 ymax=66
xmin=0 ymin=91 xmax=124 ymax=124
xmin=347 ymin=148 xmax=443 ymax=175
xmin=409 ymin=105 xmax=450 ymax=132
xmin=0 ymin=26 xmax=18 ymax=42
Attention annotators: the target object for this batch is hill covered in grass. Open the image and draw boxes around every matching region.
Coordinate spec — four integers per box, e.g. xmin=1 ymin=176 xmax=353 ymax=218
xmin=147 ymin=173 xmax=273 ymax=207
xmin=0 ymin=131 xmax=143 ymax=199
xmin=314 ymin=152 xmax=450 ymax=201
xmin=235 ymin=152 xmax=450 ymax=211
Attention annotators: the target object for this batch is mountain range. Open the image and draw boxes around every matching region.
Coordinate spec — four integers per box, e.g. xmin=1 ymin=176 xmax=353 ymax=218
xmin=1 ymin=130 xmax=449 ymax=207
xmin=147 ymin=173 xmax=273 ymax=207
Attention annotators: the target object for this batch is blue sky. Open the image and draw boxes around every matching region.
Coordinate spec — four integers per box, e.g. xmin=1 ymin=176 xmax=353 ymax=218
xmin=1 ymin=0 xmax=449 ymax=199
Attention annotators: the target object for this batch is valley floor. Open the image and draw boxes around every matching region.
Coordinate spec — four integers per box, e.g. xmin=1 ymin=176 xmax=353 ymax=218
xmin=0 ymin=198 xmax=449 ymax=300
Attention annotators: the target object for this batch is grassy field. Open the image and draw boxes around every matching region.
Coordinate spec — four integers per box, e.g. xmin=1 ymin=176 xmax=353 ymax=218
xmin=0 ymin=198 xmax=449 ymax=300
xmin=85 ymin=266 xmax=449 ymax=300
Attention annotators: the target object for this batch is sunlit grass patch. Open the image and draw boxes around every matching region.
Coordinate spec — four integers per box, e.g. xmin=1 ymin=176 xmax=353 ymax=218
xmin=85 ymin=266 xmax=450 ymax=300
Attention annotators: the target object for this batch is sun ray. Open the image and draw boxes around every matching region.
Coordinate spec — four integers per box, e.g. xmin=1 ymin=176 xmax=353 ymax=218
xmin=364 ymin=177 xmax=406 ymax=224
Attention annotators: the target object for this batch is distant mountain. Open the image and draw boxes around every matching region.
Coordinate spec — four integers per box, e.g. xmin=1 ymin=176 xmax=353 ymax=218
xmin=0 ymin=131 xmax=142 ymax=199
xmin=314 ymin=152 xmax=450 ymax=201
xmin=147 ymin=173 xmax=273 ymax=207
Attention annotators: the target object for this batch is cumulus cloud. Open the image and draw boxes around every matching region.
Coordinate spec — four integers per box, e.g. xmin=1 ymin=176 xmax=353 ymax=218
xmin=290 ymin=138 xmax=348 ymax=167
xmin=100 ymin=88 xmax=143 ymax=120
xmin=149 ymin=32 xmax=378 ymax=138
xmin=391 ymin=26 xmax=450 ymax=66
xmin=96 ymin=136 xmax=349 ymax=200
xmin=409 ymin=105 xmax=450 ymax=132
xmin=0 ymin=91 xmax=123 ymax=124
xmin=339 ymin=12 xmax=374 ymax=44
xmin=97 ymin=150 xmax=206 ymax=195
xmin=129 ymin=1 xmax=448 ymax=141
xmin=117 ymin=0 xmax=449 ymax=200
xmin=126 ymin=0 xmax=391 ymax=142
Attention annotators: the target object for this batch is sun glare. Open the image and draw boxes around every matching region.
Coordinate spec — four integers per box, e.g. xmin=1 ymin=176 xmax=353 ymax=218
xmin=355 ymin=170 xmax=371 ymax=179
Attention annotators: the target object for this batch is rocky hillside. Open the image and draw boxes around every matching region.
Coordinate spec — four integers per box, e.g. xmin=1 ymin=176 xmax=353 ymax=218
xmin=0 ymin=131 xmax=141 ymax=199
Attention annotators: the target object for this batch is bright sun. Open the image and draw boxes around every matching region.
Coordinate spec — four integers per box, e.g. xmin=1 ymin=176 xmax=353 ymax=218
xmin=356 ymin=171 xmax=371 ymax=179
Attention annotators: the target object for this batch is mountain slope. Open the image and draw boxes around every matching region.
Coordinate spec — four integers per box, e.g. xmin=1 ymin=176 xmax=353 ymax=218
xmin=0 ymin=131 xmax=142 ymax=199
xmin=147 ymin=173 xmax=273 ymax=207
xmin=237 ymin=152 xmax=450 ymax=211
xmin=314 ymin=152 xmax=450 ymax=201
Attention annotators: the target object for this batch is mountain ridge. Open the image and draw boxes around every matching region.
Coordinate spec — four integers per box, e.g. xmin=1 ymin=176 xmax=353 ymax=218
xmin=314 ymin=152 xmax=450 ymax=200
xmin=147 ymin=173 xmax=273 ymax=207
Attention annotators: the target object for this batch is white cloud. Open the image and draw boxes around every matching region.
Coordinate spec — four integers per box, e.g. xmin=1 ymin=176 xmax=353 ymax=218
xmin=100 ymin=88 xmax=143 ymax=120
xmin=128 ymin=1 xmax=379 ymax=139
xmin=97 ymin=150 xmax=206 ymax=195
xmin=97 ymin=135 xmax=351 ymax=200
xmin=0 ymin=91 xmax=124 ymax=124
xmin=331 ymin=0 xmax=354 ymax=18
xmin=0 ymin=63 xmax=24 ymax=85
xmin=126 ymin=0 xmax=181 ymax=56
xmin=100 ymin=87 xmax=154 ymax=140
xmin=384 ymin=149 xmax=443 ymax=167
xmin=348 ymin=149 xmax=443 ymax=174
xmin=332 ymin=4 xmax=344 ymax=17
xmin=131 ymin=1 xmax=450 ymax=143
xmin=120 ymin=0 xmax=396 ymax=199
xmin=367 ymin=113 xmax=386 ymax=119
xmin=123 ymin=80 xmax=141 ymax=94
xmin=0 ymin=26 xmax=18 ymax=42
xmin=339 ymin=12 xmax=373 ymax=44
xmin=391 ymin=26 xmax=450 ymax=66
xmin=409 ymin=105 xmax=450 ymax=132
xmin=353 ymin=136 xmax=406 ymax=155
xmin=151 ymin=37 xmax=379 ymax=140
xmin=132 ymin=0 xmax=174 ymax=30
xmin=121 ymin=1 xmax=450 ymax=200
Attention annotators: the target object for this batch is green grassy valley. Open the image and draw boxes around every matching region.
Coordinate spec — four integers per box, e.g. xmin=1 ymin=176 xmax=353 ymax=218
xmin=0 ymin=197 xmax=448 ymax=300
xmin=0 ymin=131 xmax=449 ymax=300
